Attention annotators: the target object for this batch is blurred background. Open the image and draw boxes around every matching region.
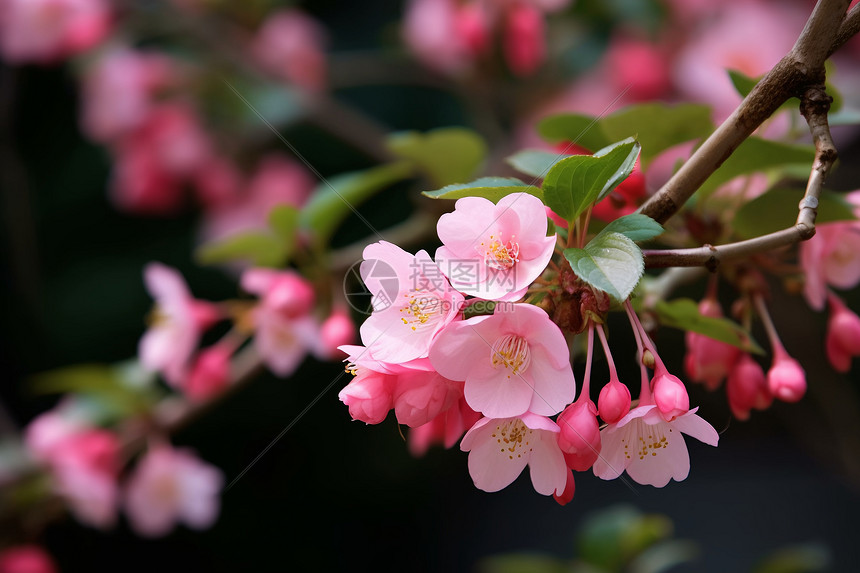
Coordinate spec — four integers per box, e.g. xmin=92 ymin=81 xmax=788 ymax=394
xmin=2 ymin=0 xmax=860 ymax=571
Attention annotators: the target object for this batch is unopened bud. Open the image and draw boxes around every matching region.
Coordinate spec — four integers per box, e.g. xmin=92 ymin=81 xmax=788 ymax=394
xmin=652 ymin=368 xmax=689 ymax=421
xmin=598 ymin=379 xmax=631 ymax=424
xmin=767 ymin=353 xmax=806 ymax=403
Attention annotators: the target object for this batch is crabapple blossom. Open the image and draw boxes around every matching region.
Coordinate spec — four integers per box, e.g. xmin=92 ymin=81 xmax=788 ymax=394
xmin=651 ymin=366 xmax=690 ymax=422
xmin=460 ymin=412 xmax=567 ymax=495
xmin=139 ymin=263 xmax=219 ymax=386
xmin=684 ymin=298 xmax=740 ymax=390
xmin=826 ymin=294 xmax=860 ymax=372
xmin=338 ymin=368 xmax=395 ymax=425
xmin=801 ymin=222 xmax=860 ymax=310
xmin=435 ymin=193 xmax=556 ymax=301
xmin=0 ymin=546 xmax=57 ymax=573
xmin=360 ymin=241 xmax=464 ymax=364
xmin=593 ymin=405 xmax=718 ymax=488
xmin=408 ymin=397 xmax=482 ymax=457
xmin=598 ymin=378 xmax=631 ymax=424
xmin=392 ymin=370 xmax=463 ymax=428
xmin=241 ymin=268 xmax=319 ymax=377
xmin=317 ymin=308 xmax=357 ymax=360
xmin=185 ymin=346 xmax=232 ymax=402
xmin=767 ymin=352 xmax=807 ymax=403
xmin=430 ymin=303 xmax=575 ymax=418
xmin=0 ymin=0 xmax=110 ymax=63
xmin=726 ymin=353 xmax=771 ymax=420
xmin=124 ymin=445 xmax=223 ymax=538
xmin=252 ymin=9 xmax=327 ymax=92
xmin=556 ymin=399 xmax=601 ymax=472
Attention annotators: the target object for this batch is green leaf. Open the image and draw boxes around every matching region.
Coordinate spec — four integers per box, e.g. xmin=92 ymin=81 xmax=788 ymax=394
xmin=564 ymin=231 xmax=644 ymax=303
xmin=697 ymin=137 xmax=815 ymax=197
xmin=577 ymin=506 xmax=672 ymax=571
xmin=629 ymin=541 xmax=700 ymax=573
xmin=728 ymin=69 xmax=759 ymax=98
xmin=300 ymin=161 xmax=414 ymax=245
xmin=753 ymin=543 xmax=830 ymax=573
xmin=506 ymin=149 xmax=569 ymax=179
xmin=268 ymin=204 xmax=300 ymax=238
xmin=421 ymin=176 xmax=543 ymax=203
xmin=601 ymin=214 xmax=664 ymax=242
xmin=733 ymin=188 xmax=858 ymax=239
xmin=477 ymin=554 xmax=569 ymax=573
xmin=387 ymin=127 xmax=487 ymax=187
xmin=196 ymin=232 xmax=288 ymax=267
xmin=543 ymin=138 xmax=640 ymax=223
xmin=655 ymin=298 xmax=764 ymax=354
xmin=730 ymin=65 xmax=843 ymax=113
xmin=538 ymin=104 xmax=713 ymax=167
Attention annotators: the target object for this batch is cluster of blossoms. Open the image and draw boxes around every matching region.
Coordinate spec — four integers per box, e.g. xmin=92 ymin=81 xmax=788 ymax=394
xmin=339 ymin=192 xmax=722 ymax=501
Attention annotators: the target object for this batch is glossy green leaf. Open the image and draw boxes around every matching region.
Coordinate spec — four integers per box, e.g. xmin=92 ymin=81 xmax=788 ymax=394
xmin=543 ymin=138 xmax=640 ymax=223
xmin=601 ymin=213 xmax=664 ymax=242
xmin=537 ymin=113 xmax=612 ymax=153
xmin=387 ymin=127 xmax=487 ymax=187
xmin=196 ymin=232 xmax=288 ymax=267
xmin=506 ymin=149 xmax=568 ymax=179
xmin=655 ymin=298 xmax=764 ymax=354
xmin=301 ymin=161 xmax=414 ymax=245
xmin=564 ymin=231 xmax=644 ymax=302
xmin=697 ymin=137 xmax=815 ymax=197
xmin=733 ymin=188 xmax=857 ymax=239
xmin=421 ymin=176 xmax=543 ymax=203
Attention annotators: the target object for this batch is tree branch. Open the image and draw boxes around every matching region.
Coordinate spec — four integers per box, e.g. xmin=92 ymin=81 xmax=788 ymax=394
xmin=644 ymin=85 xmax=837 ymax=269
xmin=639 ymin=0 xmax=852 ymax=225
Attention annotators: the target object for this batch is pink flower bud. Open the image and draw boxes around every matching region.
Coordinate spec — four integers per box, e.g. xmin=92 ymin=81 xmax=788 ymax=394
xmin=598 ymin=379 xmax=631 ymax=424
xmin=186 ymin=346 xmax=231 ymax=402
xmin=319 ymin=309 xmax=356 ymax=359
xmin=267 ymin=274 xmax=315 ymax=319
xmin=456 ymin=3 xmax=490 ymax=55
xmin=826 ymin=295 xmax=860 ymax=372
xmin=553 ymin=470 xmax=576 ymax=506
xmin=338 ymin=371 xmax=394 ymax=425
xmin=0 ymin=546 xmax=58 ymax=573
xmin=556 ymin=400 xmax=601 ymax=471
xmin=545 ymin=206 xmax=567 ymax=228
xmin=684 ymin=298 xmax=740 ymax=390
xmin=503 ymin=3 xmax=546 ymax=77
xmin=652 ymin=368 xmax=690 ymax=421
xmin=726 ymin=353 xmax=771 ymax=420
xmin=767 ymin=353 xmax=807 ymax=403
xmin=191 ymin=300 xmax=220 ymax=331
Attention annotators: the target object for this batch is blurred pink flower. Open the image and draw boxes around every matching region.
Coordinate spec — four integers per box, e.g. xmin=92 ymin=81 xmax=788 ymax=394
xmin=726 ymin=353 xmax=771 ymax=420
xmin=124 ymin=444 xmax=223 ymax=538
xmin=826 ymin=293 xmax=860 ymax=372
xmin=767 ymin=351 xmax=807 ymax=403
xmin=0 ymin=546 xmax=57 ymax=573
xmin=430 ymin=303 xmax=575 ymax=418
xmin=139 ymin=263 xmax=219 ymax=386
xmin=80 ymin=48 xmax=175 ymax=143
xmin=402 ymin=0 xmax=474 ymax=75
xmin=800 ymin=222 xmax=860 ymax=310
xmin=0 ymin=0 xmax=110 ymax=63
xmin=503 ymin=2 xmax=546 ymax=77
xmin=684 ymin=298 xmax=740 ymax=390
xmin=461 ymin=412 xmax=567 ymax=495
xmin=251 ymin=9 xmax=327 ymax=92
xmin=317 ymin=308 xmax=356 ymax=360
xmin=593 ymin=405 xmax=718 ymax=488
xmin=435 ymin=193 xmax=556 ymax=301
xmin=185 ymin=345 xmax=232 ymax=402
xmin=605 ymin=35 xmax=671 ymax=101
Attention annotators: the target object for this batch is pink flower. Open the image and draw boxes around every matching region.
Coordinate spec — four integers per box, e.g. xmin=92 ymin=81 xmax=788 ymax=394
xmin=80 ymin=48 xmax=175 ymax=143
xmin=251 ymin=9 xmax=327 ymax=92
xmin=430 ymin=303 xmax=575 ymax=418
xmin=651 ymin=366 xmax=690 ymax=422
xmin=503 ymin=2 xmax=546 ymax=77
xmin=801 ymin=222 xmax=860 ymax=310
xmin=392 ymin=370 xmax=462 ymax=428
xmin=317 ymin=308 xmax=356 ymax=360
xmin=0 ymin=546 xmax=57 ymax=573
xmin=435 ymin=193 xmax=555 ymax=301
xmin=605 ymin=36 xmax=671 ymax=101
xmin=461 ymin=412 xmax=567 ymax=495
xmin=339 ymin=368 xmax=396 ymax=425
xmin=402 ymin=0 xmax=473 ymax=75
xmin=185 ymin=346 xmax=232 ymax=402
xmin=598 ymin=378 xmax=631 ymax=424
xmin=593 ymin=405 xmax=718 ymax=488
xmin=553 ymin=470 xmax=576 ymax=506
xmin=359 ymin=241 xmax=464 ymax=364
xmin=726 ymin=353 xmax=771 ymax=420
xmin=202 ymin=154 xmax=314 ymax=243
xmin=139 ymin=263 xmax=219 ymax=386
xmin=0 ymin=0 xmax=110 ymax=63
xmin=241 ymin=268 xmax=318 ymax=377
xmin=767 ymin=352 xmax=806 ymax=403
xmin=826 ymin=294 xmax=860 ymax=372
xmin=684 ymin=298 xmax=740 ymax=390
xmin=191 ymin=155 xmax=242 ymax=209
xmin=556 ymin=399 xmax=601 ymax=472
xmin=124 ymin=444 xmax=223 ymax=538
xmin=408 ymin=397 xmax=482 ymax=457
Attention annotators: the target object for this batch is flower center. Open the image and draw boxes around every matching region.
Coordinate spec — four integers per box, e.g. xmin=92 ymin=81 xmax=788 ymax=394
xmin=478 ymin=234 xmax=520 ymax=270
xmin=491 ymin=334 xmax=531 ymax=377
xmin=399 ymin=291 xmax=443 ymax=332
xmin=491 ymin=419 xmax=534 ymax=460
xmin=622 ymin=420 xmax=671 ymax=461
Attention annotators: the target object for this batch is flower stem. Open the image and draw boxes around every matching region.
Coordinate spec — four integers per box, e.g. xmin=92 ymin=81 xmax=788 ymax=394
xmin=595 ymin=322 xmax=619 ymax=382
